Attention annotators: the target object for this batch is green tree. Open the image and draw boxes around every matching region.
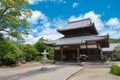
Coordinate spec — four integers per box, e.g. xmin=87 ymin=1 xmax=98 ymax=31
xmin=0 ymin=39 xmax=22 ymax=65
xmin=0 ymin=0 xmax=32 ymax=40
xmin=35 ymin=37 xmax=54 ymax=60
xmin=34 ymin=37 xmax=47 ymax=53
xmin=22 ymin=44 xmax=39 ymax=61
xmin=110 ymin=39 xmax=120 ymax=43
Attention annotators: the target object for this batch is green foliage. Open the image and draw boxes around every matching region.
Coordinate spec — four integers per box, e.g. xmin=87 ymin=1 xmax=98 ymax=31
xmin=103 ymin=55 xmax=108 ymax=61
xmin=110 ymin=64 xmax=120 ymax=75
xmin=0 ymin=39 xmax=22 ymax=65
xmin=22 ymin=44 xmax=39 ymax=61
xmin=110 ymin=39 xmax=120 ymax=43
xmin=113 ymin=45 xmax=120 ymax=60
xmin=0 ymin=0 xmax=33 ymax=65
xmin=34 ymin=37 xmax=47 ymax=53
xmin=0 ymin=0 xmax=32 ymax=40
xmin=47 ymin=47 xmax=54 ymax=60
xmin=34 ymin=37 xmax=54 ymax=60
xmin=0 ymin=37 xmax=54 ymax=65
xmin=34 ymin=56 xmax=42 ymax=61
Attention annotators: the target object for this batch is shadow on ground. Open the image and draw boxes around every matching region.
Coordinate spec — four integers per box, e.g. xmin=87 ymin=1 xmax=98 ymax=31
xmin=0 ymin=66 xmax=65 ymax=80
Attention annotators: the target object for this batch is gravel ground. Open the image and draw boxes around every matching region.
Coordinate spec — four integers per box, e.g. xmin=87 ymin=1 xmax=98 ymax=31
xmin=18 ymin=65 xmax=82 ymax=80
xmin=0 ymin=62 xmax=82 ymax=80
xmin=68 ymin=67 xmax=120 ymax=80
xmin=0 ymin=62 xmax=120 ymax=80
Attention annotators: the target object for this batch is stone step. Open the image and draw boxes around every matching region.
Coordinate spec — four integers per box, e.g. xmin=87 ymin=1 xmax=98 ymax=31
xmin=54 ymin=61 xmax=111 ymax=67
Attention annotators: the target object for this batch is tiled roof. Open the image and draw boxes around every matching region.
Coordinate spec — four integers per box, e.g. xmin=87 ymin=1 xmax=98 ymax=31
xmin=57 ymin=18 xmax=92 ymax=31
xmin=45 ymin=35 xmax=108 ymax=46
xmin=45 ymin=18 xmax=109 ymax=48
xmin=57 ymin=18 xmax=98 ymax=35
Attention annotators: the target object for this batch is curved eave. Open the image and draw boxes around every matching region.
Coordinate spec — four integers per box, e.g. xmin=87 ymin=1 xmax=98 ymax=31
xmin=98 ymin=34 xmax=109 ymax=48
xmin=90 ymin=23 xmax=98 ymax=35
xmin=57 ymin=23 xmax=98 ymax=35
xmin=44 ymin=34 xmax=109 ymax=47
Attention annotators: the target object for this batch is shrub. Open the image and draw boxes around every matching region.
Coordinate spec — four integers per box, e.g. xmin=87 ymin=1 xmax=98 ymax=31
xmin=0 ymin=39 xmax=22 ymax=65
xmin=34 ymin=56 xmax=42 ymax=61
xmin=113 ymin=46 xmax=120 ymax=61
xmin=110 ymin=64 xmax=120 ymax=75
xmin=103 ymin=55 xmax=107 ymax=61
xmin=22 ymin=44 xmax=39 ymax=61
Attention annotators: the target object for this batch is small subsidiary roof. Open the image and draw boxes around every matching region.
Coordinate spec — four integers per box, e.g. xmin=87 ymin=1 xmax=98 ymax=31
xmin=102 ymin=43 xmax=120 ymax=52
xmin=57 ymin=18 xmax=98 ymax=35
xmin=45 ymin=35 xmax=109 ymax=48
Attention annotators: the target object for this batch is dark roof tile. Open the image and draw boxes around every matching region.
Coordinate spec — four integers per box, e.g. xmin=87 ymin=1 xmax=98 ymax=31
xmin=45 ymin=35 xmax=108 ymax=46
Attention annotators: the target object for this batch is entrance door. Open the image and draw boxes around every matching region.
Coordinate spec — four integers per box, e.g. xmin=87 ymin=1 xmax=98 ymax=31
xmin=63 ymin=49 xmax=77 ymax=62
xmin=80 ymin=49 xmax=88 ymax=61
xmin=80 ymin=48 xmax=101 ymax=61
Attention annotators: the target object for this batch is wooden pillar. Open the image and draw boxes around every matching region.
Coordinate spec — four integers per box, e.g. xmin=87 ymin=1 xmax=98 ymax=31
xmin=86 ymin=41 xmax=88 ymax=54
xmin=60 ymin=46 xmax=63 ymax=62
xmin=85 ymin=41 xmax=88 ymax=61
xmin=97 ymin=42 xmax=103 ymax=60
xmin=77 ymin=46 xmax=80 ymax=63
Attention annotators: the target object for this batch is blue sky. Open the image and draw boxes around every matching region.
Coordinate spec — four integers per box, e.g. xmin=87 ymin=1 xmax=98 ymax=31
xmin=25 ymin=0 xmax=120 ymax=44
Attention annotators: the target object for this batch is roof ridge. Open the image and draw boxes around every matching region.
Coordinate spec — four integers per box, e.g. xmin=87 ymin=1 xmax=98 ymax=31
xmin=68 ymin=18 xmax=91 ymax=24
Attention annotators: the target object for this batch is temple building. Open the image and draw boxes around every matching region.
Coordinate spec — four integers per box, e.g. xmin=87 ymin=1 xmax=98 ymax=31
xmin=45 ymin=18 xmax=109 ymax=62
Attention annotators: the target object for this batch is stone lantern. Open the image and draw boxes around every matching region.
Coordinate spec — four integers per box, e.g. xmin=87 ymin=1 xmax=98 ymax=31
xmin=41 ymin=50 xmax=49 ymax=70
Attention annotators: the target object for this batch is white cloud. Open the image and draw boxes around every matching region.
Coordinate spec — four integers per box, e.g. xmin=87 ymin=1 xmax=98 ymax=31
xmin=84 ymin=11 xmax=104 ymax=31
xmin=69 ymin=11 xmax=104 ymax=31
xmin=26 ymin=10 xmax=66 ymax=43
xmin=28 ymin=0 xmax=44 ymax=5
xmin=25 ymin=10 xmax=120 ymax=44
xmin=100 ymin=30 xmax=120 ymax=39
xmin=24 ymin=27 xmax=64 ymax=44
xmin=72 ymin=2 xmax=79 ymax=8
xmin=103 ymin=18 xmax=120 ymax=39
xmin=32 ymin=29 xmax=38 ymax=33
xmin=23 ymin=34 xmax=39 ymax=44
xmin=27 ymin=10 xmax=48 ymax=25
xmin=39 ymin=27 xmax=63 ymax=40
xmin=69 ymin=15 xmax=82 ymax=22
xmin=28 ymin=0 xmax=66 ymax=5
xmin=68 ymin=11 xmax=120 ymax=39
xmin=42 ymin=22 xmax=51 ymax=28
xmin=106 ymin=18 xmax=120 ymax=29
xmin=25 ymin=15 xmax=66 ymax=44
xmin=37 ymin=18 xmax=67 ymax=40
xmin=52 ymin=17 xmax=67 ymax=28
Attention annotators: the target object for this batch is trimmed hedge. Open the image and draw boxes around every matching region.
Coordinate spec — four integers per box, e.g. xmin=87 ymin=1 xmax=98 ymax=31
xmin=110 ymin=64 xmax=120 ymax=75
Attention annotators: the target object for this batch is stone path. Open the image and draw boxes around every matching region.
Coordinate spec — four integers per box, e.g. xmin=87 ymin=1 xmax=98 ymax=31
xmin=67 ymin=66 xmax=120 ymax=80
xmin=0 ymin=65 xmax=82 ymax=80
